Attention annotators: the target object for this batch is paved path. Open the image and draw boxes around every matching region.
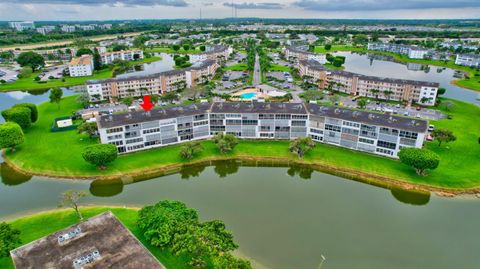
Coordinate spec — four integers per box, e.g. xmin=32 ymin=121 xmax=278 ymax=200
xmin=252 ymin=54 xmax=261 ymax=86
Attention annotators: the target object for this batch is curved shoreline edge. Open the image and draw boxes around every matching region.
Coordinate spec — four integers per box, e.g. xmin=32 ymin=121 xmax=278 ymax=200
xmin=3 ymin=151 xmax=479 ymax=197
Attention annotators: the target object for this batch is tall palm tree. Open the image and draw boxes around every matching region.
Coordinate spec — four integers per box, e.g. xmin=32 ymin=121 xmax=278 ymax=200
xmin=383 ymin=90 xmax=394 ymax=101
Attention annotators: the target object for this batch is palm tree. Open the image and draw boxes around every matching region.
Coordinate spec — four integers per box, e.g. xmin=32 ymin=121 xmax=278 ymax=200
xmin=383 ymin=90 xmax=394 ymax=101
xmin=370 ymin=89 xmax=380 ymax=99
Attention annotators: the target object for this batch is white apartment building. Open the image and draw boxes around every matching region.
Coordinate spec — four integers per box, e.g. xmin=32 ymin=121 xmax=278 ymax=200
xmin=283 ymin=46 xmax=327 ymax=64
xmin=68 ymin=55 xmax=94 ymax=77
xmin=61 ymin=25 xmax=76 ymax=33
xmin=368 ymin=43 xmax=430 ymax=59
xmin=455 ymin=54 xmax=480 ymax=67
xmin=189 ymin=45 xmax=233 ymax=64
xmin=8 ymin=21 xmax=35 ymax=31
xmin=36 ymin=26 xmax=56 ymax=35
xmin=100 ymin=50 xmax=144 ymax=65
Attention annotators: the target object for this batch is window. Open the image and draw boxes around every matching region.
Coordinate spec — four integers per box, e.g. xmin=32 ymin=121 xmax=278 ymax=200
xmin=359 ymin=138 xmax=374 ymax=144
xmin=376 ymin=148 xmax=393 ymax=156
xmin=275 ymin=114 xmax=291 ymax=120
xmin=107 ymin=134 xmax=122 ymax=140
xmin=106 ymin=127 xmax=122 ymax=134
xmin=143 ymin=128 xmax=160 ymax=134
xmin=291 ymin=120 xmax=306 ymax=126
xmin=377 ymin=140 xmax=396 ymax=150
xmin=126 ymin=137 xmax=143 ymax=144
xmin=325 ymin=124 xmax=341 ymax=132
xmin=400 ymin=131 xmax=418 ymax=139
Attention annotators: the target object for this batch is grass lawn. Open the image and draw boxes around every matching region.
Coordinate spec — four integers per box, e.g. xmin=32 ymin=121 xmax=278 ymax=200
xmin=4 ymin=95 xmax=480 ymax=190
xmin=268 ymin=64 xmax=291 ymax=72
xmin=145 ymin=47 xmax=201 ymax=54
xmin=0 ymin=57 xmax=161 ymax=92
xmin=314 ymin=45 xmax=366 ymax=54
xmin=225 ymin=63 xmax=248 ymax=71
xmin=0 ymin=207 xmax=193 ymax=269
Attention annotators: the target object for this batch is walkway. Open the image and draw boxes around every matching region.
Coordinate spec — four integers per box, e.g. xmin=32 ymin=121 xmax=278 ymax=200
xmin=252 ymin=54 xmax=261 ymax=86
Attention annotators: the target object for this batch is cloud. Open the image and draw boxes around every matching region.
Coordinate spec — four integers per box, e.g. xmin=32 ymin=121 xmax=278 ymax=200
xmin=223 ymin=2 xmax=284 ymax=9
xmin=1 ymin=0 xmax=188 ymax=7
xmin=202 ymin=2 xmax=214 ymax=6
xmin=292 ymin=0 xmax=480 ymax=11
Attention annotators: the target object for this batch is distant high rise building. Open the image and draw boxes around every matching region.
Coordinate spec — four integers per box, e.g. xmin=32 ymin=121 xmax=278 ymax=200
xmin=8 ymin=21 xmax=35 ymax=31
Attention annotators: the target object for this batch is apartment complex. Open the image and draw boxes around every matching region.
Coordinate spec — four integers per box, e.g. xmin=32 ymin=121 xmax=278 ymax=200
xmin=367 ymin=43 xmax=430 ymax=59
xmin=455 ymin=54 xmax=480 ymax=67
xmin=96 ymin=102 xmax=427 ymax=158
xmin=8 ymin=21 xmax=35 ymax=31
xmin=68 ymin=55 xmax=94 ymax=77
xmin=36 ymin=26 xmax=56 ymax=35
xmin=299 ymin=60 xmax=438 ymax=106
xmin=283 ymin=46 xmax=327 ymax=64
xmin=189 ymin=45 xmax=233 ymax=63
xmin=100 ymin=50 xmax=144 ymax=65
xmin=86 ymin=60 xmax=218 ymax=101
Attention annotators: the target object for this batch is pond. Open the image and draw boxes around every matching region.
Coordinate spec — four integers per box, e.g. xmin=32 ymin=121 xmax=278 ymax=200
xmin=0 ymin=160 xmax=479 ymax=269
xmin=335 ymin=51 xmax=480 ymax=106
xmin=115 ymin=53 xmax=175 ymax=78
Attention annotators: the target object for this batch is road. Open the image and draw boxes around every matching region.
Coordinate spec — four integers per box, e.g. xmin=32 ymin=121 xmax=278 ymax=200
xmin=252 ymin=54 xmax=261 ymax=86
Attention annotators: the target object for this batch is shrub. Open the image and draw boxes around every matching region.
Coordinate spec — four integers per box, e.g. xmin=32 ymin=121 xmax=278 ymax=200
xmin=81 ymin=144 xmax=118 ymax=170
xmin=398 ymin=148 xmax=440 ymax=176
xmin=13 ymin=103 xmax=38 ymax=123
xmin=0 ymin=122 xmax=24 ymax=151
xmin=0 ymin=222 xmax=21 ymax=257
xmin=1 ymin=106 xmax=32 ymax=129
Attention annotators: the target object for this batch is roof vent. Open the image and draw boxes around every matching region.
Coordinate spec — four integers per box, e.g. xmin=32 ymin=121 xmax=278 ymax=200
xmin=58 ymin=228 xmax=82 ymax=244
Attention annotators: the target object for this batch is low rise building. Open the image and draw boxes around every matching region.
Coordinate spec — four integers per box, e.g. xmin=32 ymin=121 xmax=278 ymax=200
xmin=36 ymin=26 xmax=56 ymax=35
xmin=189 ymin=45 xmax=233 ymax=64
xmin=368 ymin=43 xmax=430 ymax=59
xmin=69 ymin=55 xmax=94 ymax=77
xmin=10 ymin=211 xmax=165 ymax=269
xmin=283 ymin=46 xmax=327 ymax=64
xmin=61 ymin=25 xmax=76 ymax=33
xmin=455 ymin=54 xmax=480 ymax=67
xmin=101 ymin=50 xmax=144 ymax=64
xmin=96 ymin=102 xmax=427 ymax=158
xmin=299 ymin=60 xmax=438 ymax=106
xmin=86 ymin=60 xmax=218 ymax=101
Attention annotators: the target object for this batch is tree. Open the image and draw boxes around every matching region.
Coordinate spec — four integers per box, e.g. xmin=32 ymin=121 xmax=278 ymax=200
xmin=172 ymin=220 xmax=238 ymax=267
xmin=324 ymin=44 xmax=332 ymax=51
xmin=212 ymin=253 xmax=252 ymax=269
xmin=0 ymin=222 xmax=21 ymax=257
xmin=289 ymin=137 xmax=316 ymax=159
xmin=183 ymin=44 xmax=190 ymax=51
xmin=0 ymin=123 xmax=24 ymax=152
xmin=383 ymin=90 xmax=394 ymax=101
xmin=16 ymin=51 xmax=45 ymax=72
xmin=441 ymin=100 xmax=455 ymax=111
xmin=333 ymin=57 xmax=343 ymax=67
xmin=82 ymin=144 xmax=118 ymax=170
xmin=370 ymin=89 xmax=380 ymax=99
xmin=138 ymin=200 xmax=199 ymax=248
xmin=1 ymin=107 xmax=32 ymax=129
xmin=93 ymin=47 xmax=102 ymax=70
xmin=213 ymin=133 xmax=238 ymax=154
xmin=13 ymin=103 xmax=38 ymax=123
xmin=326 ymin=53 xmax=335 ymax=63
xmin=398 ymin=148 xmax=440 ymax=176
xmin=437 ymin=87 xmax=446 ymax=95
xmin=199 ymin=45 xmax=206 ymax=51
xmin=172 ymin=44 xmax=180 ymax=51
xmin=49 ymin=88 xmax=63 ymax=109
xmin=112 ymin=44 xmax=128 ymax=52
xmin=432 ymin=128 xmax=456 ymax=147
xmin=357 ymin=98 xmax=367 ymax=109
xmin=58 ymin=190 xmax=88 ymax=220
xmin=122 ymin=96 xmax=134 ymax=106
xmin=179 ymin=142 xmax=203 ymax=160
xmin=78 ymin=122 xmax=98 ymax=139
xmin=75 ymin=48 xmax=92 ymax=57
xmin=329 ymin=94 xmax=340 ymax=104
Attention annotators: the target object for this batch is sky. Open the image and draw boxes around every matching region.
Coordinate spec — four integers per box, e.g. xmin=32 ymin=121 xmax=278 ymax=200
xmin=0 ymin=0 xmax=480 ymax=21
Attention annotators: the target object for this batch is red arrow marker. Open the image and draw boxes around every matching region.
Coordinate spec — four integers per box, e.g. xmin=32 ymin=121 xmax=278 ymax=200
xmin=140 ymin=95 xmax=154 ymax=112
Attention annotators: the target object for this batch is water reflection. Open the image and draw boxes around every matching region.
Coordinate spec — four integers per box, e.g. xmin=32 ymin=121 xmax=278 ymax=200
xmin=0 ymin=163 xmax=32 ymax=186
xmin=391 ymin=188 xmax=431 ymax=205
xmin=89 ymin=179 xmax=124 ymax=197
xmin=286 ymin=165 xmax=313 ymax=180
xmin=179 ymin=164 xmax=206 ymax=180
xmin=214 ymin=160 xmax=240 ymax=178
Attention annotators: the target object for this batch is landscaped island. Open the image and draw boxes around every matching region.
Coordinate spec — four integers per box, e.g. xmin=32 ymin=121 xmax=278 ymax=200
xmin=2 ymin=95 xmax=479 ymax=194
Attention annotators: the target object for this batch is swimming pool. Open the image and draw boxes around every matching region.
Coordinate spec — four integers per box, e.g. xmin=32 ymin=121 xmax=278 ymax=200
xmin=239 ymin=92 xmax=257 ymax=99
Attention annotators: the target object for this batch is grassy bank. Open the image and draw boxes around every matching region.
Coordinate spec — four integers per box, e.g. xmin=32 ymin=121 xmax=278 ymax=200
xmin=0 ymin=207 xmax=192 ymax=269
xmin=0 ymin=57 xmax=160 ymax=92
xmin=4 ymin=95 xmax=480 ymax=191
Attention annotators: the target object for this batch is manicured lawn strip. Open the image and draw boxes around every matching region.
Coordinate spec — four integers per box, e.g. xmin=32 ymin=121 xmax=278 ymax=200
xmin=0 ymin=57 xmax=161 ymax=92
xmin=268 ymin=64 xmax=291 ymax=72
xmin=4 ymin=95 xmax=480 ymax=189
xmin=225 ymin=63 xmax=248 ymax=71
xmin=0 ymin=207 xmax=193 ymax=269
xmin=145 ymin=47 xmax=201 ymax=54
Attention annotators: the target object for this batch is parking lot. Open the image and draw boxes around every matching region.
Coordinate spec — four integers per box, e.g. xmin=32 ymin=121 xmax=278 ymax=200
xmin=216 ymin=70 xmax=248 ymax=91
xmin=266 ymin=71 xmax=295 ymax=91
xmin=40 ymin=65 xmax=65 ymax=81
xmin=0 ymin=67 xmax=19 ymax=83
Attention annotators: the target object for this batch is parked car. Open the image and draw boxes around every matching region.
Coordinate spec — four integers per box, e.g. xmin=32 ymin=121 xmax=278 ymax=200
xmin=428 ymin=124 xmax=435 ymax=132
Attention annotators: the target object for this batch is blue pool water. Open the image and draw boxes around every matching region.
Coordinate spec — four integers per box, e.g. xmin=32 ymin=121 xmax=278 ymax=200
xmin=240 ymin=92 xmax=257 ymax=99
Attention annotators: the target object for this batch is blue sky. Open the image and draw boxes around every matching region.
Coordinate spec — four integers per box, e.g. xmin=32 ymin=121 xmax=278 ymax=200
xmin=0 ymin=0 xmax=479 ymax=20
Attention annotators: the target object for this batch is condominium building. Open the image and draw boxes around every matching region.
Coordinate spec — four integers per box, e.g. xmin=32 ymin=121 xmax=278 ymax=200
xmin=68 ymin=55 xmax=94 ymax=77
xmin=455 ymin=54 xmax=480 ymax=67
xmin=96 ymin=102 xmax=427 ymax=158
xmin=189 ymin=45 xmax=233 ymax=64
xmin=283 ymin=46 xmax=327 ymax=64
xmin=367 ymin=43 xmax=430 ymax=59
xmin=100 ymin=50 xmax=144 ymax=65
xmin=85 ymin=60 xmax=218 ymax=101
xmin=61 ymin=25 xmax=76 ymax=33
xmin=36 ymin=26 xmax=56 ymax=35
xmin=8 ymin=21 xmax=35 ymax=31
xmin=299 ymin=60 xmax=438 ymax=106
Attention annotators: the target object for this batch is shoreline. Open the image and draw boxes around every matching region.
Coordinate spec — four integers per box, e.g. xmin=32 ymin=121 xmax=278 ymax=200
xmin=3 ymin=152 xmax=479 ymax=197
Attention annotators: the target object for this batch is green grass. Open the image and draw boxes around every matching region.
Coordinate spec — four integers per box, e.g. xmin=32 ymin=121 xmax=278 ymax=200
xmin=323 ymin=63 xmax=345 ymax=70
xmin=225 ymin=63 xmax=248 ymax=71
xmin=268 ymin=64 xmax=291 ymax=72
xmin=4 ymin=95 xmax=480 ymax=189
xmin=314 ymin=45 xmax=365 ymax=54
xmin=0 ymin=57 xmax=160 ymax=92
xmin=145 ymin=47 xmax=201 ymax=54
xmin=0 ymin=207 xmax=193 ymax=269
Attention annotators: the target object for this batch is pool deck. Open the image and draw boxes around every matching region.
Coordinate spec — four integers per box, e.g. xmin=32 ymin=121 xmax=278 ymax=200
xmin=231 ymin=87 xmax=268 ymax=100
